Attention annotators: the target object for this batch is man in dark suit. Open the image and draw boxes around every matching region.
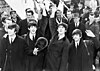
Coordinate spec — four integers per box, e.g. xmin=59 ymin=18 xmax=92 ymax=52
xmin=68 ymin=29 xmax=94 ymax=71
xmin=24 ymin=20 xmax=46 ymax=71
xmin=10 ymin=10 xmax=21 ymax=25
xmin=0 ymin=20 xmax=28 ymax=71
xmin=65 ymin=10 xmax=74 ymax=25
xmin=67 ymin=12 xmax=86 ymax=42
xmin=18 ymin=9 xmax=34 ymax=36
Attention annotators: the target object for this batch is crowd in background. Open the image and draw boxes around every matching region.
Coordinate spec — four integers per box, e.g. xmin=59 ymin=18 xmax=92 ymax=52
xmin=0 ymin=0 xmax=100 ymax=71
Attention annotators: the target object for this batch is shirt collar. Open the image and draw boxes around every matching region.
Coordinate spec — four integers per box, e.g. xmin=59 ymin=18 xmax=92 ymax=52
xmin=58 ymin=34 xmax=65 ymax=40
xmin=29 ymin=33 xmax=36 ymax=40
xmin=9 ymin=34 xmax=16 ymax=43
xmin=75 ymin=22 xmax=79 ymax=27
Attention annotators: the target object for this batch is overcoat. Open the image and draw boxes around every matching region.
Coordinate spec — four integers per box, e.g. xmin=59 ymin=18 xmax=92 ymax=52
xmin=68 ymin=39 xmax=94 ymax=71
xmin=24 ymin=30 xmax=45 ymax=71
xmin=0 ymin=35 xmax=27 ymax=71
xmin=45 ymin=34 xmax=70 ymax=71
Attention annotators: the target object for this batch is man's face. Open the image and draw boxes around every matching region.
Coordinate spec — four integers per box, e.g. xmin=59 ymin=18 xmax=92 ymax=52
xmin=83 ymin=9 xmax=89 ymax=13
xmin=26 ymin=12 xmax=33 ymax=20
xmin=78 ymin=3 xmax=83 ymax=9
xmin=70 ymin=5 xmax=74 ymax=9
xmin=1 ymin=12 xmax=9 ymax=19
xmin=11 ymin=12 xmax=17 ymax=18
xmin=56 ymin=10 xmax=62 ymax=18
xmin=74 ymin=17 xmax=80 ymax=23
xmin=7 ymin=28 xmax=15 ymax=36
xmin=89 ymin=14 xmax=95 ymax=21
xmin=28 ymin=26 xmax=37 ymax=34
xmin=57 ymin=25 xmax=66 ymax=35
xmin=73 ymin=34 xmax=81 ymax=42
xmin=67 ymin=12 xmax=72 ymax=19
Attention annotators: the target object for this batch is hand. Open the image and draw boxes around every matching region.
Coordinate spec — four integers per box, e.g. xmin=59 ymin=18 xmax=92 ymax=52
xmin=0 ymin=68 xmax=2 ymax=71
xmin=92 ymin=65 xmax=95 ymax=70
xmin=33 ymin=48 xmax=39 ymax=55
xmin=85 ymin=30 xmax=95 ymax=37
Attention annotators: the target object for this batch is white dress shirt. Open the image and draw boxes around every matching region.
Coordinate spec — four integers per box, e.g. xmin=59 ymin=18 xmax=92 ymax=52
xmin=29 ymin=33 xmax=36 ymax=40
xmin=9 ymin=35 xmax=16 ymax=44
xmin=75 ymin=41 xmax=80 ymax=48
xmin=75 ymin=22 xmax=79 ymax=27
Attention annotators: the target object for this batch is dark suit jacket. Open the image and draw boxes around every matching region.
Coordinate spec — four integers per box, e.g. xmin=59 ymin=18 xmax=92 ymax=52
xmin=12 ymin=16 xmax=21 ymax=24
xmin=68 ymin=39 xmax=94 ymax=71
xmin=67 ymin=22 xmax=86 ymax=42
xmin=24 ymin=30 xmax=45 ymax=71
xmin=18 ymin=19 xmax=28 ymax=36
xmin=0 ymin=35 xmax=28 ymax=71
xmin=38 ymin=16 xmax=49 ymax=36
xmin=45 ymin=34 xmax=70 ymax=71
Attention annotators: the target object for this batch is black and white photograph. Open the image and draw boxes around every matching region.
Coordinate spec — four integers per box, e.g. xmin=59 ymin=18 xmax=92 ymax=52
xmin=0 ymin=0 xmax=100 ymax=71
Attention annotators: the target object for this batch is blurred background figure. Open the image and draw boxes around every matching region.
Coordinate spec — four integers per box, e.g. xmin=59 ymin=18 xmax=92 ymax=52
xmin=10 ymin=10 xmax=21 ymax=24
xmin=18 ymin=9 xmax=34 ymax=36
xmin=0 ymin=11 xmax=10 ymax=42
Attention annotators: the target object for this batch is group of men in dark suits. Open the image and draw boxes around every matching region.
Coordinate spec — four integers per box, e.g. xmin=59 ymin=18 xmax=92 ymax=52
xmin=0 ymin=0 xmax=100 ymax=71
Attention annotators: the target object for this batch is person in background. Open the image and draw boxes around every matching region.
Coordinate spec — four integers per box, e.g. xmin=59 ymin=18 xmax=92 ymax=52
xmin=0 ymin=11 xmax=9 ymax=27
xmin=69 ymin=3 xmax=75 ymax=12
xmin=85 ymin=12 xmax=100 ymax=65
xmin=0 ymin=20 xmax=28 ymax=71
xmin=0 ymin=17 xmax=12 ymax=42
xmin=49 ymin=9 xmax=67 ymax=38
xmin=10 ymin=10 xmax=21 ymax=24
xmin=85 ymin=12 xmax=99 ymax=48
xmin=65 ymin=10 xmax=74 ymax=25
xmin=67 ymin=12 xmax=86 ymax=42
xmin=89 ymin=0 xmax=97 ymax=12
xmin=81 ymin=6 xmax=91 ymax=24
xmin=0 ymin=17 xmax=7 ymax=41
xmin=77 ymin=2 xmax=84 ymax=16
xmin=18 ymin=9 xmax=34 ymax=36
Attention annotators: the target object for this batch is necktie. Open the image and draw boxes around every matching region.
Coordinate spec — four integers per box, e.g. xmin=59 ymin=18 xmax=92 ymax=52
xmin=75 ymin=42 xmax=79 ymax=48
xmin=75 ymin=23 xmax=77 ymax=27
xmin=11 ymin=38 xmax=13 ymax=44
xmin=77 ymin=43 xmax=79 ymax=47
